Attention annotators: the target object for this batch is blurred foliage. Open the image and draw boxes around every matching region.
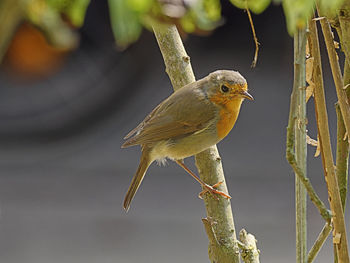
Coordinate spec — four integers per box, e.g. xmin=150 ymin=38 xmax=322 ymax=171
xmin=229 ymin=0 xmax=270 ymax=14
xmin=107 ymin=0 xmax=223 ymax=47
xmin=282 ymin=0 xmax=347 ymax=35
xmin=108 ymin=0 xmax=144 ymax=48
xmin=107 ymin=0 xmax=349 ymax=47
xmin=46 ymin=0 xmax=90 ymax=27
xmin=318 ymin=0 xmax=347 ymax=17
xmin=282 ymin=0 xmax=315 ymax=35
xmin=26 ymin=0 xmax=79 ymax=48
xmin=6 ymin=23 xmax=67 ymax=77
xmin=1 ymin=0 xmax=349 ymax=55
xmin=179 ymin=0 xmax=222 ymax=33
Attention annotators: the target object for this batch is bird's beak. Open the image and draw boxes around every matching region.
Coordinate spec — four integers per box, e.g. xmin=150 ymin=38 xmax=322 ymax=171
xmin=240 ymin=90 xmax=254 ymax=100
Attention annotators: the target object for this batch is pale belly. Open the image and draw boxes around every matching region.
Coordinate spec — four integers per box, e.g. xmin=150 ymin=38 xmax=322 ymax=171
xmin=150 ymin=127 xmax=219 ymax=161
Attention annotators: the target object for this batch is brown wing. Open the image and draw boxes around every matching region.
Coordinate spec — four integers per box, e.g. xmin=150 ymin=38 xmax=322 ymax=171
xmin=122 ymin=82 xmax=217 ymax=148
xmin=123 ymin=103 xmax=162 ymax=140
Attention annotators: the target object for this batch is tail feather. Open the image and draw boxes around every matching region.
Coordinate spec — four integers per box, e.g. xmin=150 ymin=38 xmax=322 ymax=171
xmin=123 ymin=151 xmax=151 ymax=211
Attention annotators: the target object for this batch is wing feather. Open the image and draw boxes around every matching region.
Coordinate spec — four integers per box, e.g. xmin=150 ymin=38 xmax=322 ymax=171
xmin=122 ymin=82 xmax=216 ymax=148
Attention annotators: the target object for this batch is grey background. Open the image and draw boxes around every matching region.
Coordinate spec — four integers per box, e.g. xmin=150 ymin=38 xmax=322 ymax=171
xmin=0 ymin=2 xmax=348 ymax=263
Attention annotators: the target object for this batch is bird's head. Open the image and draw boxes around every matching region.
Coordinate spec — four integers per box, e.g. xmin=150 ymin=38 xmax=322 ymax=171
xmin=204 ymin=70 xmax=253 ymax=107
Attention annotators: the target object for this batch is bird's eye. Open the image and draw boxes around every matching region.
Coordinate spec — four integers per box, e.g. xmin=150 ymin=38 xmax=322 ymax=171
xmin=221 ymin=85 xmax=229 ymax=93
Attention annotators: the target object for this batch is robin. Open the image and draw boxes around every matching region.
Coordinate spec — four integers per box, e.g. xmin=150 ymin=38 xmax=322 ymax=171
xmin=122 ymin=70 xmax=253 ymax=211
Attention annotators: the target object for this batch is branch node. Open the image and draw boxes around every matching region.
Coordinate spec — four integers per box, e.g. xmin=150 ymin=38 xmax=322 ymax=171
xmin=239 ymin=229 xmax=260 ymax=263
xmin=202 ymin=218 xmax=219 ymax=246
xmin=182 ymin=55 xmax=190 ymax=63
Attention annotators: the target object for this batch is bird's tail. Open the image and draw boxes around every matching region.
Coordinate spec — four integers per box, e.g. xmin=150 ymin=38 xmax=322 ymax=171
xmin=123 ymin=150 xmax=151 ymax=212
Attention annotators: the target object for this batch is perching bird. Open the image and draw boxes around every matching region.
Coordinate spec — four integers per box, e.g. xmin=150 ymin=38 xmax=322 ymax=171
xmin=122 ymin=70 xmax=253 ymax=211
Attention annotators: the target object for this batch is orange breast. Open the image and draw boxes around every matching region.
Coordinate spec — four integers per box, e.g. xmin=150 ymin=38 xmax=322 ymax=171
xmin=210 ymin=98 xmax=243 ymax=140
xmin=216 ymin=110 xmax=237 ymax=139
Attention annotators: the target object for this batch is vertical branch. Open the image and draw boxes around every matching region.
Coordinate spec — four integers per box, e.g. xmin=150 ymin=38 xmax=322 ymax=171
xmin=152 ymin=22 xmax=240 ymax=263
xmin=310 ymin=18 xmax=350 ymax=263
xmin=335 ymin=103 xmax=349 ymax=210
xmin=338 ymin=3 xmax=350 ymax=65
xmin=152 ymin=24 xmax=195 ymax=91
xmin=294 ymin=28 xmax=308 ymax=263
xmin=337 ymin=2 xmax=350 ymax=212
xmin=286 ymin=38 xmax=331 ymax=223
xmin=336 ymin=59 xmax=350 ymax=211
xmin=319 ymin=17 xmax=350 ymax=140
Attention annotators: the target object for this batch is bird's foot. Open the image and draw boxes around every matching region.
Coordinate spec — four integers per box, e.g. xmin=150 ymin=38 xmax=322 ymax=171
xmin=198 ymin=181 xmax=231 ymax=200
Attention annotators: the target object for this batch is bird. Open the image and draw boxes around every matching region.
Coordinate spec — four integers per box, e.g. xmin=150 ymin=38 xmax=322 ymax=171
xmin=122 ymin=70 xmax=253 ymax=211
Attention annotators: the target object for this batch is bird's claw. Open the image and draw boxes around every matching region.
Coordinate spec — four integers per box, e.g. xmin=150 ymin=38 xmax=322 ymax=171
xmin=198 ymin=181 xmax=231 ymax=200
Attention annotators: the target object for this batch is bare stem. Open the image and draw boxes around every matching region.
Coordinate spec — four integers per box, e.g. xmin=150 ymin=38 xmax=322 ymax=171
xmin=338 ymin=2 xmax=350 ymax=64
xmin=319 ymin=16 xmax=350 ymax=142
xmin=311 ymin=17 xmax=350 ymax=263
xmin=286 ymin=76 xmax=331 ymax=222
xmin=286 ymin=24 xmax=333 ymax=261
xmin=337 ymin=1 xmax=350 ymax=213
xmin=152 ymin=22 xmax=240 ymax=263
xmin=335 ymin=56 xmax=350 ymax=211
xmin=307 ymin=222 xmax=333 ymax=263
xmin=335 ymin=103 xmax=349 ymax=210
xmin=294 ymin=27 xmax=308 ymax=263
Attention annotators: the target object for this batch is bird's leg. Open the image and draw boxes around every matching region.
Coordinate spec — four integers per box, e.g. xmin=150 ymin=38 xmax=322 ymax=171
xmin=175 ymin=160 xmax=231 ymax=200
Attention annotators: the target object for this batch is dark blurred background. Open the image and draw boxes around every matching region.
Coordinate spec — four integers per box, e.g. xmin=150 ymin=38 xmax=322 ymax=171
xmin=0 ymin=1 xmax=348 ymax=263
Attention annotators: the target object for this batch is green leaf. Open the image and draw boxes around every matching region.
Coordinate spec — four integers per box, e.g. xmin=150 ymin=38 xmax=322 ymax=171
xmin=108 ymin=0 xmax=142 ymax=47
xmin=229 ymin=0 xmax=271 ymax=14
xmin=65 ymin=0 xmax=90 ymax=27
xmin=282 ymin=0 xmax=314 ymax=35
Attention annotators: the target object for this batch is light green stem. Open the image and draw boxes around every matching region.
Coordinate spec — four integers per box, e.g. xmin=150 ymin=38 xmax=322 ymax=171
xmin=294 ymin=28 xmax=307 ymax=263
xmin=307 ymin=223 xmax=332 ymax=263
xmin=335 ymin=103 xmax=349 ymax=210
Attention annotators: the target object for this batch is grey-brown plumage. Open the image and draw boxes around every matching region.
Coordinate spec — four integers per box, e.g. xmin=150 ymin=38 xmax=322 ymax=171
xmin=122 ymin=70 xmax=251 ymax=211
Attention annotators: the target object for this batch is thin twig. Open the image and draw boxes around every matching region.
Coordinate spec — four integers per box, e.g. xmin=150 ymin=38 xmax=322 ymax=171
xmin=245 ymin=3 xmax=259 ymax=68
xmin=307 ymin=222 xmax=333 ymax=263
xmin=286 ymin=148 xmax=332 ymax=221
